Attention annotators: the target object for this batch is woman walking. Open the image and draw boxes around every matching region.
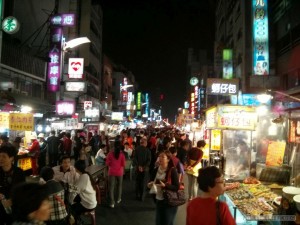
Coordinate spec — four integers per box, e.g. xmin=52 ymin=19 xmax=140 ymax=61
xmin=106 ymin=140 xmax=126 ymax=208
xmin=147 ymin=150 xmax=180 ymax=225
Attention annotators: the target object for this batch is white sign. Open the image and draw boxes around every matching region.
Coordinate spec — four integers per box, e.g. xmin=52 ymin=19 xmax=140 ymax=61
xmin=84 ymin=101 xmax=93 ymax=110
xmin=85 ymin=108 xmax=99 ymax=118
xmin=65 ymin=82 xmax=85 ymax=92
xmin=68 ymin=58 xmax=84 ymax=78
xmin=207 ymin=78 xmax=239 ymax=95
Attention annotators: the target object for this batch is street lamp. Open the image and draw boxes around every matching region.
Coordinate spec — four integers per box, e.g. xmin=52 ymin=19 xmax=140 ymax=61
xmin=63 ymin=37 xmax=91 ymax=51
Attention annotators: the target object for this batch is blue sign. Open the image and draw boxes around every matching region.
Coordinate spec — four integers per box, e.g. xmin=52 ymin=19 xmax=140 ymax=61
xmin=230 ymin=94 xmax=271 ymax=106
xmin=253 ymin=0 xmax=269 ymax=75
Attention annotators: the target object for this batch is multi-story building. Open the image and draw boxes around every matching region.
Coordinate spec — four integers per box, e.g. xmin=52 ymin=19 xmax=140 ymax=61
xmin=0 ymin=0 xmax=103 ymax=130
xmin=215 ymin=0 xmax=286 ymax=94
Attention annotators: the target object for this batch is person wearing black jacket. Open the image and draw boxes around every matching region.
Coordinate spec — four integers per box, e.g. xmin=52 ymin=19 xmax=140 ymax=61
xmin=147 ymin=150 xmax=179 ymax=225
xmin=0 ymin=144 xmax=26 ymax=225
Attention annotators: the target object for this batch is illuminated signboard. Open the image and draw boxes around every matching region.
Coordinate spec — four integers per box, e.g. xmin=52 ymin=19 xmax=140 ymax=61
xmin=207 ymin=78 xmax=239 ymax=95
xmin=145 ymin=93 xmax=149 ymax=117
xmin=56 ymin=101 xmax=75 ymax=116
xmin=9 ymin=113 xmax=34 ymax=131
xmin=136 ymin=92 xmax=141 ymax=110
xmin=253 ymin=0 xmax=269 ymax=75
xmin=230 ymin=93 xmax=271 ymax=106
xmin=223 ymin=49 xmax=233 ymax=79
xmin=65 ymin=82 xmax=86 ymax=92
xmin=194 ymin=86 xmax=198 ymax=113
xmin=111 ymin=112 xmax=124 ymax=121
xmin=47 ymin=28 xmax=62 ymax=92
xmin=198 ymin=88 xmax=206 ymax=111
xmin=217 ymin=105 xmax=257 ymax=130
xmin=85 ymin=108 xmax=99 ymax=118
xmin=206 ymin=107 xmax=217 ymax=128
xmin=190 ymin=93 xmax=195 ymax=114
xmin=50 ymin=14 xmax=76 ymax=26
xmin=2 ymin=16 xmax=20 ymax=34
xmin=68 ymin=58 xmax=84 ymax=78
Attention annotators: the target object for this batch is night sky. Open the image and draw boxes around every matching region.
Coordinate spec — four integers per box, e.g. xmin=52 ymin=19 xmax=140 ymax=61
xmin=99 ymin=0 xmax=215 ymax=122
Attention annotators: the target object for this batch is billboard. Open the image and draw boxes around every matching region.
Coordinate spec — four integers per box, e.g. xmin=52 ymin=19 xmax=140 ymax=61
xmin=207 ymin=78 xmax=239 ymax=95
xmin=223 ymin=49 xmax=233 ymax=79
xmin=253 ymin=0 xmax=269 ymax=75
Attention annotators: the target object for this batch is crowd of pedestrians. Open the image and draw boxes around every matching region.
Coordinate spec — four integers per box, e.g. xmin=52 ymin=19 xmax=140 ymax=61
xmin=0 ymin=127 xmax=236 ymax=225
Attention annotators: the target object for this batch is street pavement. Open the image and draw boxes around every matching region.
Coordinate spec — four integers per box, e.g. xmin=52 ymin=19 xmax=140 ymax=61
xmin=94 ymin=174 xmax=188 ymax=225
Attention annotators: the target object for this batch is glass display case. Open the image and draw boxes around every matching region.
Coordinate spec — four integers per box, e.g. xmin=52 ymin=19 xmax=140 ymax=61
xmin=220 ymin=194 xmax=258 ymax=225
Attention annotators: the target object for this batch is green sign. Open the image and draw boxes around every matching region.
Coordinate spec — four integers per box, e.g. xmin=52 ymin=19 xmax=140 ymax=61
xmin=2 ymin=16 xmax=20 ymax=34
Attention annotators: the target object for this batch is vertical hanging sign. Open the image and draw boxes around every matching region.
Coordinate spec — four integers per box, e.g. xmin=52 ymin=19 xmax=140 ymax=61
xmin=47 ymin=27 xmax=62 ymax=92
xmin=223 ymin=49 xmax=233 ymax=79
xmin=253 ymin=0 xmax=269 ymax=76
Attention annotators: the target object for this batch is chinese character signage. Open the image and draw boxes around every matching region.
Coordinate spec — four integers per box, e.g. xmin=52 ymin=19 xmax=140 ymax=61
xmin=145 ymin=93 xmax=149 ymax=117
xmin=9 ymin=113 xmax=34 ymax=131
xmin=217 ymin=105 xmax=257 ymax=130
xmin=265 ymin=141 xmax=286 ymax=166
xmin=223 ymin=49 xmax=233 ymax=79
xmin=50 ymin=14 xmax=76 ymax=26
xmin=230 ymin=93 xmax=271 ymax=106
xmin=2 ymin=16 xmax=20 ymax=34
xmin=206 ymin=107 xmax=217 ymax=128
xmin=65 ymin=82 xmax=86 ymax=92
xmin=0 ymin=112 xmax=9 ymax=128
xmin=253 ymin=0 xmax=269 ymax=75
xmin=56 ymin=101 xmax=75 ymax=116
xmin=47 ymin=27 xmax=62 ymax=92
xmin=198 ymin=88 xmax=206 ymax=111
xmin=68 ymin=58 xmax=84 ymax=78
xmin=207 ymin=78 xmax=239 ymax=95
xmin=211 ymin=129 xmax=221 ymax=150
xmin=18 ymin=157 xmax=32 ymax=171
xmin=136 ymin=92 xmax=141 ymax=110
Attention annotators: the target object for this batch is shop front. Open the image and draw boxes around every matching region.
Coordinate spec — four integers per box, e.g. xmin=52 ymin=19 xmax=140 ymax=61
xmin=205 ymin=104 xmax=297 ymax=224
xmin=0 ymin=112 xmax=35 ymax=173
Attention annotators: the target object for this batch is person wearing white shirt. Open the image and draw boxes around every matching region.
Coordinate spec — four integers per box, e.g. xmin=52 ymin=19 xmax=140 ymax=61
xmin=52 ymin=155 xmax=79 ymax=186
xmin=123 ymin=142 xmax=133 ymax=159
xmin=69 ymin=160 xmax=97 ymax=223
xmin=95 ymin=144 xmax=107 ymax=166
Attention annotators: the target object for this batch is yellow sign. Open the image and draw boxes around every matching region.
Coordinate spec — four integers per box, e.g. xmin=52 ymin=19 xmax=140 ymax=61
xmin=9 ymin=113 xmax=34 ymax=131
xmin=18 ymin=157 xmax=32 ymax=171
xmin=211 ymin=129 xmax=221 ymax=150
xmin=265 ymin=141 xmax=286 ymax=167
xmin=0 ymin=112 xmax=10 ymax=128
xmin=206 ymin=107 xmax=217 ymax=128
xmin=202 ymin=139 xmax=210 ymax=160
xmin=217 ymin=105 xmax=257 ymax=130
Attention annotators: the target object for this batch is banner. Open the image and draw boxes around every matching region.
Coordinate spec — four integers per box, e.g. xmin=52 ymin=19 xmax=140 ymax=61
xmin=0 ymin=112 xmax=9 ymax=128
xmin=9 ymin=113 xmax=34 ymax=131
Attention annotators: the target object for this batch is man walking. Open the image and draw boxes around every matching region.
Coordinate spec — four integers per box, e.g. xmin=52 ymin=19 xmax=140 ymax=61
xmin=133 ymin=137 xmax=151 ymax=201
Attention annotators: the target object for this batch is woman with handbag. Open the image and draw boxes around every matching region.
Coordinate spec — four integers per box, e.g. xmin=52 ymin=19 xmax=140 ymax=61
xmin=186 ymin=166 xmax=236 ymax=225
xmin=147 ymin=150 xmax=180 ymax=225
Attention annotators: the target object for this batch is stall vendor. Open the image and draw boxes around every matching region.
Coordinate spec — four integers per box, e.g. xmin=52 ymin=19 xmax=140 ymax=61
xmin=27 ymin=134 xmax=40 ymax=176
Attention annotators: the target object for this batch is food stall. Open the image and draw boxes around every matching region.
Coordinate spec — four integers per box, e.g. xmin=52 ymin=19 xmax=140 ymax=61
xmin=0 ymin=112 xmax=35 ymax=174
xmin=205 ymin=104 xmax=299 ymax=223
xmin=205 ymin=105 xmax=258 ymax=180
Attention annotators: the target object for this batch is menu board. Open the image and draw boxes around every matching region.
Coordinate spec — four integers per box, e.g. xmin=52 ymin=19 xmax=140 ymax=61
xmin=265 ymin=141 xmax=286 ymax=167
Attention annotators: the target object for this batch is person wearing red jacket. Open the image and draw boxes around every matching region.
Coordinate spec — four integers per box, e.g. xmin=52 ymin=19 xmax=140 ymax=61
xmin=27 ymin=134 xmax=40 ymax=176
xmin=186 ymin=166 xmax=236 ymax=225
